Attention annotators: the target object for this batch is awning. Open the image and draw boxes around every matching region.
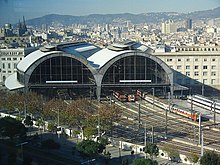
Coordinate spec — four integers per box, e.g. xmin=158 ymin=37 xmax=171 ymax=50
xmin=5 ymin=73 xmax=24 ymax=90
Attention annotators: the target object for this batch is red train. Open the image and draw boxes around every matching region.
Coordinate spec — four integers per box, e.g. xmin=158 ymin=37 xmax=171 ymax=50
xmin=136 ymin=89 xmax=198 ymax=121
xmin=113 ymin=90 xmax=137 ymax=102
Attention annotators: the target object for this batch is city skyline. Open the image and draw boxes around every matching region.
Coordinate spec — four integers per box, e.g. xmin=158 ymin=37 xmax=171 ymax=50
xmin=0 ymin=0 xmax=220 ymax=25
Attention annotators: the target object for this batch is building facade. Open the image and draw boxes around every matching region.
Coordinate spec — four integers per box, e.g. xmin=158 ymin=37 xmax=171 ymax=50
xmin=5 ymin=41 xmax=174 ymax=100
xmin=0 ymin=47 xmax=37 ymax=85
xmin=154 ymin=45 xmax=220 ymax=92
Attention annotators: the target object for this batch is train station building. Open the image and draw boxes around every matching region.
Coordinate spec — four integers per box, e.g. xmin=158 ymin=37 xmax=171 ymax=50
xmin=5 ymin=41 xmax=174 ymax=100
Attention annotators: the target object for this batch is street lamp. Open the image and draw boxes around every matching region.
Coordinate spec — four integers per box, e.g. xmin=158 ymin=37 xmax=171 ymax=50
xmin=97 ymin=112 xmax=100 ymax=139
xmin=52 ymin=108 xmax=60 ymax=139
xmin=152 ymin=88 xmax=155 ymax=108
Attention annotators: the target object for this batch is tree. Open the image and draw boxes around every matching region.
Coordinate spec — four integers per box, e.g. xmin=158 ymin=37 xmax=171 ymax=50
xmin=4 ymin=92 xmax=24 ymax=113
xmin=131 ymin=158 xmax=158 ymax=165
xmin=144 ymin=142 xmax=159 ymax=160
xmin=47 ymin=122 xmax=57 ymax=132
xmin=200 ymin=151 xmax=220 ymax=165
xmin=187 ymin=152 xmax=199 ymax=164
xmin=99 ymin=104 xmax=122 ymax=133
xmin=83 ymin=126 xmax=97 ymax=139
xmin=163 ymin=144 xmax=180 ymax=163
xmin=65 ymin=99 xmax=92 ymax=139
xmin=0 ymin=90 xmax=7 ymax=109
xmin=43 ymin=98 xmax=67 ymax=123
xmin=76 ymin=140 xmax=105 ymax=158
xmin=24 ymin=115 xmax=33 ymax=127
xmin=103 ymin=150 xmax=111 ymax=165
xmin=22 ymin=92 xmax=42 ymax=115
xmin=0 ymin=116 xmax=26 ymax=140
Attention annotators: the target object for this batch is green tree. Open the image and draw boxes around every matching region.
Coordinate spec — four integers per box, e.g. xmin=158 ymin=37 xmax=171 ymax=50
xmin=73 ymin=130 xmax=80 ymax=143
xmin=47 ymin=122 xmax=57 ymax=132
xmin=99 ymin=137 xmax=109 ymax=147
xmin=131 ymin=158 xmax=158 ymax=165
xmin=200 ymin=151 xmax=220 ymax=165
xmin=83 ymin=126 xmax=97 ymax=139
xmin=144 ymin=142 xmax=159 ymax=160
xmin=103 ymin=150 xmax=111 ymax=165
xmin=0 ymin=116 xmax=26 ymax=140
xmin=187 ymin=152 xmax=199 ymax=164
xmin=24 ymin=115 xmax=33 ymax=127
xmin=163 ymin=144 xmax=180 ymax=163
xmin=76 ymin=140 xmax=105 ymax=158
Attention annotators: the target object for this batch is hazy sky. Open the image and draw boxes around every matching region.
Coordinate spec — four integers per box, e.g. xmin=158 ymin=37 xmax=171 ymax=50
xmin=0 ymin=0 xmax=220 ymax=25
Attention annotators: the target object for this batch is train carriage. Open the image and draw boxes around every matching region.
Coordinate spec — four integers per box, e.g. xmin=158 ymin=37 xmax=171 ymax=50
xmin=137 ymin=90 xmax=198 ymax=121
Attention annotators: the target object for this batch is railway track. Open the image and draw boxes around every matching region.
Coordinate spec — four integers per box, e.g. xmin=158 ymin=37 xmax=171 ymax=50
xmin=110 ymin=97 xmax=220 ymax=156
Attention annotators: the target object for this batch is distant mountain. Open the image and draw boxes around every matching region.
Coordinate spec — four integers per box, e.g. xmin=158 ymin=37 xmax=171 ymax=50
xmin=26 ymin=7 xmax=220 ymax=27
xmin=188 ymin=7 xmax=220 ymax=20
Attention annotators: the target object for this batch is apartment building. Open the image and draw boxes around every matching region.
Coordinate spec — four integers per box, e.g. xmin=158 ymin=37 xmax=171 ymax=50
xmin=0 ymin=47 xmax=37 ymax=85
xmin=154 ymin=45 xmax=220 ymax=90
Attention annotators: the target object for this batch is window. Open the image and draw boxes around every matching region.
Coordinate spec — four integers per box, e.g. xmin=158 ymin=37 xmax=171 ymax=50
xmin=203 ymin=66 xmax=208 ymax=69
xmin=203 ymin=79 xmax=207 ymax=84
xmin=8 ymin=70 xmax=11 ymax=73
xmin=203 ymin=58 xmax=207 ymax=62
xmin=211 ymin=65 xmax=216 ymax=69
xmin=177 ymin=59 xmax=181 ymax=62
xmin=13 ymin=58 xmax=17 ymax=60
xmin=1 ymin=58 xmax=6 ymax=60
xmin=14 ymin=63 xmax=17 ymax=68
xmin=194 ymin=66 xmax=199 ymax=69
xmin=211 ymin=72 xmax=216 ymax=76
xmin=186 ymin=58 xmax=190 ymax=62
xmin=212 ymin=58 xmax=216 ymax=62
xmin=177 ymin=65 xmax=181 ymax=69
xmin=7 ymin=58 xmax=11 ymax=60
xmin=211 ymin=79 xmax=216 ymax=84
xmin=203 ymin=72 xmax=207 ymax=76
xmin=186 ymin=72 xmax=190 ymax=76
xmin=186 ymin=65 xmax=190 ymax=69
xmin=195 ymin=58 xmax=198 ymax=61
xmin=194 ymin=72 xmax=199 ymax=76
xmin=167 ymin=59 xmax=172 ymax=62
xmin=2 ymin=63 xmax=5 ymax=69
xmin=20 ymin=58 xmax=22 ymax=60
xmin=8 ymin=63 xmax=11 ymax=69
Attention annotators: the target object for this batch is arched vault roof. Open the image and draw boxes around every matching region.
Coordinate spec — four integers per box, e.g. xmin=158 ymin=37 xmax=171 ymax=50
xmin=5 ymin=41 xmax=173 ymax=91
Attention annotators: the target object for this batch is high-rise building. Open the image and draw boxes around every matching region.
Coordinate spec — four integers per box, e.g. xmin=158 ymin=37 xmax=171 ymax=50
xmin=186 ymin=18 xmax=192 ymax=30
xmin=161 ymin=20 xmax=177 ymax=34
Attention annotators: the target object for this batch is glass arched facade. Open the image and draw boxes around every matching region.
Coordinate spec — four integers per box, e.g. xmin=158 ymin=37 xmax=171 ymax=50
xmin=102 ymin=55 xmax=169 ymax=85
xmin=29 ymin=56 xmax=95 ymax=85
